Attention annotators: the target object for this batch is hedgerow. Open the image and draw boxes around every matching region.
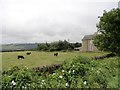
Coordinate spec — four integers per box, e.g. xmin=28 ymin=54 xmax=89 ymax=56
xmin=2 ymin=56 xmax=119 ymax=89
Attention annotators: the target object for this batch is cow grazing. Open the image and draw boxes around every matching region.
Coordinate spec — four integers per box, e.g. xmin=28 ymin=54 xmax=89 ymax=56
xmin=18 ymin=55 xmax=24 ymax=59
xmin=54 ymin=53 xmax=58 ymax=56
xmin=26 ymin=52 xmax=31 ymax=55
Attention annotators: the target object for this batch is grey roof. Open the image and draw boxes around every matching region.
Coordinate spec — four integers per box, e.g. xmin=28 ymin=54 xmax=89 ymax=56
xmin=82 ymin=35 xmax=93 ymax=41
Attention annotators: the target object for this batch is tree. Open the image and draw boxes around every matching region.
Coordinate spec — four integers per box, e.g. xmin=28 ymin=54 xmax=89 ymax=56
xmin=56 ymin=40 xmax=69 ymax=51
xmin=57 ymin=40 xmax=64 ymax=51
xmin=73 ymin=42 xmax=82 ymax=48
xmin=93 ymin=8 xmax=120 ymax=56
xmin=37 ymin=43 xmax=48 ymax=51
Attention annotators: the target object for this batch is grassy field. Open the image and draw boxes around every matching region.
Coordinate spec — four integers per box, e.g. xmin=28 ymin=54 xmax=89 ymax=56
xmin=2 ymin=51 xmax=106 ymax=71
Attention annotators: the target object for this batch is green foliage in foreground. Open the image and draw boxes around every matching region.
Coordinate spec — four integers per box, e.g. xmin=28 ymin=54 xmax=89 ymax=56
xmin=2 ymin=56 xmax=119 ymax=89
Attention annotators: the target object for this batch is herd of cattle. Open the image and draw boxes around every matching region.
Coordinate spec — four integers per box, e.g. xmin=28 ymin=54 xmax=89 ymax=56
xmin=18 ymin=52 xmax=59 ymax=59
xmin=18 ymin=52 xmax=115 ymax=60
xmin=18 ymin=52 xmax=31 ymax=59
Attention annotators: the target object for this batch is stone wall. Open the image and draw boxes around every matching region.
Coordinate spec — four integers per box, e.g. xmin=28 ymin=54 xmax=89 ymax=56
xmin=81 ymin=39 xmax=99 ymax=52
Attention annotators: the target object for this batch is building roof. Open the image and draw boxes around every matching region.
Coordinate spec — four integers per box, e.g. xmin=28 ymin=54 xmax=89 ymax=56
xmin=82 ymin=35 xmax=93 ymax=41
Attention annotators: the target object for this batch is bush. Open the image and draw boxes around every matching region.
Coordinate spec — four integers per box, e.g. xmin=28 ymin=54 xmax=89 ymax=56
xmin=2 ymin=56 xmax=119 ymax=89
xmin=2 ymin=66 xmax=41 ymax=89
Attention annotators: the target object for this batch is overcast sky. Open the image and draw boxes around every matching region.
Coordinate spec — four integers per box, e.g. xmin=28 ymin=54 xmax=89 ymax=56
xmin=1 ymin=0 xmax=119 ymax=44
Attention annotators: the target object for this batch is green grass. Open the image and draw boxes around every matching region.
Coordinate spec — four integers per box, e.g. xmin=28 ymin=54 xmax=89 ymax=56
xmin=2 ymin=51 xmax=106 ymax=71
xmin=0 ymin=53 xmax=2 ymax=71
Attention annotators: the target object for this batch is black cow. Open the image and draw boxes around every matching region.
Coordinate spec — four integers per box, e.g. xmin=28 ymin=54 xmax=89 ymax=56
xmin=26 ymin=52 xmax=31 ymax=55
xmin=54 ymin=53 xmax=58 ymax=56
xmin=18 ymin=55 xmax=24 ymax=59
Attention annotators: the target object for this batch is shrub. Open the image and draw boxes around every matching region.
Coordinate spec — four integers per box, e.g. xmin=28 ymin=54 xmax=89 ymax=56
xmin=2 ymin=56 xmax=119 ymax=89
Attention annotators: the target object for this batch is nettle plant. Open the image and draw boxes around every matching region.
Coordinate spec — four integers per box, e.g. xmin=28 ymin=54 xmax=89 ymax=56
xmin=2 ymin=66 xmax=41 ymax=89
xmin=2 ymin=56 xmax=113 ymax=89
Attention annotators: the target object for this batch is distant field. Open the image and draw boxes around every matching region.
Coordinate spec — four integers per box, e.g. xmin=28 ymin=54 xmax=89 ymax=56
xmin=2 ymin=51 xmax=106 ymax=71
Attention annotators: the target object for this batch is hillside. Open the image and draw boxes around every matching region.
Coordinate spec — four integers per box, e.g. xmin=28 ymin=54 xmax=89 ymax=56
xmin=0 ymin=43 xmax=38 ymax=51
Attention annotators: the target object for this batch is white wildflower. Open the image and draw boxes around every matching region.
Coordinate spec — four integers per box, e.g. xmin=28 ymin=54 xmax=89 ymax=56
xmin=52 ymin=73 xmax=56 ymax=75
xmin=97 ymin=70 xmax=100 ymax=73
xmin=59 ymin=75 xmax=63 ymax=79
xmin=22 ymin=86 xmax=25 ymax=88
xmin=62 ymin=70 xmax=64 ymax=72
xmin=41 ymin=82 xmax=44 ymax=85
xmin=42 ymin=80 xmax=45 ymax=82
xmin=83 ymin=81 xmax=87 ymax=85
xmin=69 ymin=71 xmax=71 ymax=73
xmin=66 ymin=83 xmax=69 ymax=86
xmin=73 ymin=70 xmax=75 ymax=73
xmin=28 ymin=84 xmax=30 ymax=86
xmin=73 ymin=65 xmax=74 ymax=67
xmin=12 ymin=80 xmax=16 ymax=86
xmin=41 ymin=80 xmax=46 ymax=85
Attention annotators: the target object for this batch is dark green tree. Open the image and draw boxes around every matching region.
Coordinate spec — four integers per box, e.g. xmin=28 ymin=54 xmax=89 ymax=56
xmin=56 ymin=40 xmax=64 ymax=51
xmin=93 ymin=8 xmax=120 ymax=56
xmin=37 ymin=43 xmax=48 ymax=51
xmin=56 ymin=40 xmax=69 ymax=51
xmin=73 ymin=42 xmax=82 ymax=48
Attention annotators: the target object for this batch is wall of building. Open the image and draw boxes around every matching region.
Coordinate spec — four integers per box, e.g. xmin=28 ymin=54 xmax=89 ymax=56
xmin=81 ymin=40 xmax=86 ymax=52
xmin=81 ymin=39 xmax=99 ymax=52
xmin=81 ymin=39 xmax=90 ymax=52
xmin=91 ymin=40 xmax=99 ymax=52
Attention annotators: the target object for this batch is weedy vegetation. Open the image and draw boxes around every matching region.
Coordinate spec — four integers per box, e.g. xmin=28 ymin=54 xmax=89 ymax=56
xmin=2 ymin=51 xmax=119 ymax=89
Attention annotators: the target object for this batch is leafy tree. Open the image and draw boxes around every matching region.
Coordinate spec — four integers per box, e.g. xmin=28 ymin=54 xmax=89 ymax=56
xmin=37 ymin=43 xmax=48 ymax=51
xmin=49 ymin=41 xmax=59 ymax=51
xmin=63 ymin=40 xmax=69 ymax=50
xmin=93 ymin=8 xmax=120 ymax=56
xmin=57 ymin=40 xmax=65 ymax=51
xmin=37 ymin=40 xmax=82 ymax=51
xmin=73 ymin=42 xmax=82 ymax=48
xmin=52 ymin=40 xmax=69 ymax=51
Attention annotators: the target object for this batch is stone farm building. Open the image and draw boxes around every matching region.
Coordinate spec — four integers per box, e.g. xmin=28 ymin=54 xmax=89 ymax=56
xmin=81 ymin=32 xmax=99 ymax=52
